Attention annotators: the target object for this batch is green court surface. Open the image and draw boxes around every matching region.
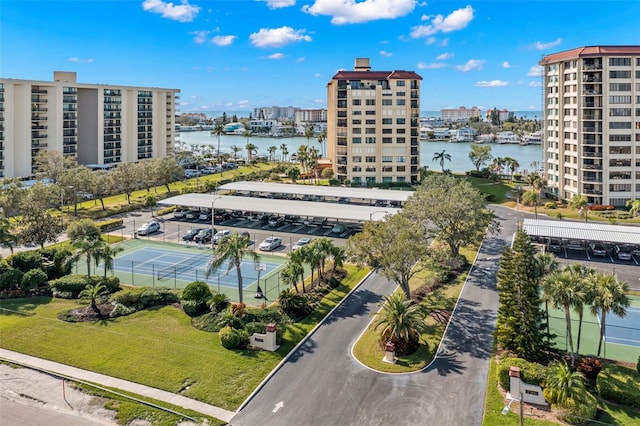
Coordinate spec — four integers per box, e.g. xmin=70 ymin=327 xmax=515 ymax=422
xmin=546 ymin=296 xmax=640 ymax=364
xmin=72 ymin=239 xmax=293 ymax=304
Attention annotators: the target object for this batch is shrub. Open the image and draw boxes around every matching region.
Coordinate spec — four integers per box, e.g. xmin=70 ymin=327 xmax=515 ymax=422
xmin=96 ymin=218 xmax=124 ymax=232
xmin=588 ymin=204 xmax=615 ymax=211
xmin=156 ymin=206 xmax=176 ymax=216
xmin=181 ymin=281 xmax=212 ymax=304
xmin=9 ymin=251 xmax=43 ymax=273
xmin=575 ymin=356 xmax=602 ymax=381
xmin=20 ymin=268 xmax=47 ymax=291
xmin=596 ymin=364 xmax=640 ymax=408
xmin=278 ymin=290 xmax=313 ymax=318
xmin=245 ymin=321 xmax=266 ymax=335
xmin=109 ymin=302 xmax=136 ymax=318
xmin=637 ymin=355 xmax=639 ymax=375
xmin=554 ymin=390 xmax=598 ymax=424
xmin=270 ymin=173 xmax=281 ymax=181
xmin=219 ymin=326 xmax=241 ymax=349
xmin=181 ymin=299 xmax=205 ymax=317
xmin=49 ymin=274 xmax=89 ymax=298
xmin=209 ymin=293 xmax=230 ymax=313
xmin=110 ymin=287 xmax=178 ymax=309
xmin=45 ymin=247 xmax=73 ymax=278
xmin=231 ymin=302 xmax=246 ymax=318
xmin=545 ymin=201 xmax=558 ymax=209
xmin=497 ymin=357 xmax=548 ymax=389
xmin=0 ymin=268 xmax=24 ymax=291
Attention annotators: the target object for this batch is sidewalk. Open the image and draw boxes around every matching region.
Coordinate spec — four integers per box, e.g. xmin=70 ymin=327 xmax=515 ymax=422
xmin=0 ymin=348 xmax=235 ymax=423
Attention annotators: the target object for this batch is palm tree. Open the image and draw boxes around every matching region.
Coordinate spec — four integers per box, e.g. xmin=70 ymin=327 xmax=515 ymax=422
xmin=243 ymin=129 xmax=252 ymax=149
xmin=79 ymin=282 xmax=107 ymax=313
xmin=93 ymin=243 xmax=124 ymax=278
xmin=268 ymin=146 xmax=277 ymax=163
xmin=522 ymin=189 xmax=540 ymax=218
xmin=329 ymin=245 xmax=346 ymax=273
xmin=544 ymin=361 xmax=586 ymax=406
xmin=288 ymin=247 xmax=308 ymax=293
xmin=286 ymin=166 xmax=300 ymax=183
xmin=281 ymin=261 xmax=303 ymax=293
xmin=490 ymin=157 xmax=506 ymax=178
xmin=300 ymin=244 xmax=322 ymax=288
xmin=626 ymin=198 xmax=640 ymax=217
xmin=245 ymin=143 xmax=257 ymax=162
xmin=64 ymin=237 xmax=104 ymax=278
xmin=310 ymin=238 xmax=333 ymax=278
xmin=535 ymin=252 xmax=559 ymax=335
xmin=503 ymin=157 xmax=520 ymax=181
xmin=372 ymin=292 xmax=428 ymax=355
xmin=213 ymin=122 xmax=225 ymax=167
xmin=565 ymin=264 xmax=595 ymax=354
xmin=230 ymin=145 xmax=242 ymax=162
xmin=317 ymin=130 xmax=326 ymax=158
xmin=543 ymin=271 xmax=585 ymax=356
xmin=304 ymin=125 xmax=314 ymax=147
xmin=432 ymin=150 xmax=452 ymax=172
xmin=205 ymin=234 xmax=259 ymax=304
xmin=308 ymin=146 xmax=320 ymax=184
xmin=297 ymin=145 xmax=309 ymax=183
xmin=280 ymin=143 xmax=288 ymax=162
xmin=588 ymin=273 xmax=630 ymax=357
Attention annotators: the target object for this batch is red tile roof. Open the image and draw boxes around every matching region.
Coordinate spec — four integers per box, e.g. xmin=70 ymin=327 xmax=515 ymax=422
xmin=539 ymin=45 xmax=640 ymax=65
xmin=331 ymin=70 xmax=422 ymax=80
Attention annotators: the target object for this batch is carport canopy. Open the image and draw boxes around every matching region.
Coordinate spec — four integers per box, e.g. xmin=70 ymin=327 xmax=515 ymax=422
xmin=522 ymin=219 xmax=640 ymax=246
xmin=218 ymin=181 xmax=414 ymax=203
xmin=157 ymin=194 xmax=400 ymax=222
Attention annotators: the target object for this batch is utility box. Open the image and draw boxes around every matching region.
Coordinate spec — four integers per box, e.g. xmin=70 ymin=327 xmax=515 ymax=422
xmin=249 ymin=323 xmax=279 ymax=352
xmin=382 ymin=342 xmax=396 ymax=364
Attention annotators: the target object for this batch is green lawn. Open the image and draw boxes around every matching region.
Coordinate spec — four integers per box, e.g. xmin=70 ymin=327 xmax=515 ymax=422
xmin=0 ymin=265 xmax=369 ymax=414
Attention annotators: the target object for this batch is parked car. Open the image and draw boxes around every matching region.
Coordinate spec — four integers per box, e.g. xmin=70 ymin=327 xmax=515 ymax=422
xmin=259 ymin=237 xmax=282 ymax=251
xmin=231 ymin=210 xmax=245 ymax=218
xmin=137 ymin=221 xmax=160 ymax=236
xmin=182 ymin=228 xmax=204 ymax=241
xmin=590 ymin=242 xmax=608 ymax=257
xmin=284 ymin=214 xmax=301 ymax=223
xmin=198 ymin=210 xmax=212 ymax=221
xmin=338 ymin=197 xmax=349 ymax=204
xmin=185 ymin=210 xmax=199 ymax=220
xmin=194 ymin=228 xmax=215 ymax=243
xmin=615 ymin=245 xmax=633 ymax=261
xmin=213 ymin=230 xmax=232 ymax=244
xmin=331 ymin=223 xmax=348 ymax=234
xmin=237 ymin=230 xmax=251 ymax=241
xmin=268 ymin=216 xmax=285 ymax=228
xmin=292 ymin=237 xmax=311 ymax=250
xmin=547 ymin=239 xmax=562 ymax=253
xmin=184 ymin=169 xmax=201 ymax=178
xmin=304 ymin=216 xmax=327 ymax=227
xmin=174 ymin=208 xmax=189 ymax=219
xmin=213 ymin=211 xmax=231 ymax=222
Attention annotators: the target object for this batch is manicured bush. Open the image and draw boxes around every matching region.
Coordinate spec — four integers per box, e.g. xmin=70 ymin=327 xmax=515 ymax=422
xmin=0 ymin=268 xmax=24 ymax=291
xmin=219 ymin=326 xmax=241 ymax=349
xmin=555 ymin=390 xmax=598 ymax=424
xmin=596 ymin=364 xmax=640 ymax=409
xmin=270 ymin=173 xmax=281 ymax=181
xmin=181 ymin=281 xmax=212 ymax=304
xmin=43 ymin=247 xmax=73 ymax=278
xmin=93 ymin=276 xmax=120 ymax=293
xmin=110 ymin=287 xmax=179 ymax=310
xmin=9 ymin=251 xmax=43 ymax=273
xmin=498 ymin=357 xmax=548 ymax=389
xmin=20 ymin=268 xmax=47 ymax=291
xmin=96 ymin=218 xmax=124 ymax=232
xmin=109 ymin=302 xmax=136 ymax=318
xmin=588 ymin=204 xmax=615 ymax=211
xmin=49 ymin=274 xmax=89 ymax=298
xmin=181 ymin=300 xmax=204 ymax=317
xmin=545 ymin=201 xmax=558 ymax=209
xmin=156 ymin=206 xmax=176 ymax=216
xmin=278 ymin=290 xmax=313 ymax=318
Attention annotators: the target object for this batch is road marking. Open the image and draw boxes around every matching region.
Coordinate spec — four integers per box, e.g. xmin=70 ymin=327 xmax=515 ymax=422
xmin=272 ymin=401 xmax=284 ymax=413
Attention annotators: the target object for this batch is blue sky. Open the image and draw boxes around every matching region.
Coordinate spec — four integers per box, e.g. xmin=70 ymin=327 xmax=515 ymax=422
xmin=2 ymin=0 xmax=639 ymax=113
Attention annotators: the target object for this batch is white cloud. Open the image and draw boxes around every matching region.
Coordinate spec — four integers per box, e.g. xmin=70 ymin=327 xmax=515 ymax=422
xmin=212 ymin=35 xmax=236 ymax=46
xmin=436 ymin=52 xmax=453 ymax=60
xmin=141 ymin=0 xmax=200 ymax=22
xmin=475 ymin=80 xmax=508 ymax=87
xmin=258 ymin=0 xmax=296 ymax=9
xmin=314 ymin=73 xmax=322 ymax=77
xmin=439 ymin=38 xmax=449 ymax=47
xmin=502 ymin=61 xmax=512 ymax=68
xmin=527 ymin=65 xmax=544 ymax=77
xmin=68 ymin=57 xmax=94 ymax=63
xmin=191 ymin=30 xmax=209 ymax=44
xmin=456 ymin=59 xmax=484 ymax=72
xmin=417 ymin=62 xmax=447 ymax=70
xmin=303 ymin=0 xmax=416 ymax=25
xmin=380 ymin=50 xmax=393 ymax=57
xmin=411 ymin=5 xmax=474 ymax=38
xmin=528 ymin=81 xmax=542 ymax=87
xmin=238 ymin=100 xmax=250 ymax=106
xmin=314 ymin=98 xmax=324 ymax=103
xmin=296 ymin=57 xmax=306 ymax=62
xmin=530 ymin=38 xmax=562 ymax=51
xmin=250 ymin=26 xmax=311 ymax=48
xmin=267 ymin=52 xmax=285 ymax=59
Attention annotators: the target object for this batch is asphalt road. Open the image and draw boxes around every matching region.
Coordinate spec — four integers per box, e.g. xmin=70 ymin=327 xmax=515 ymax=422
xmin=231 ymin=205 xmax=520 ymax=426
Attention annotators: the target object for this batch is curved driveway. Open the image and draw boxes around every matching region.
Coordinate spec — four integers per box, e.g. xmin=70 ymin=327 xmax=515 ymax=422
xmin=231 ymin=206 xmax=521 ymax=426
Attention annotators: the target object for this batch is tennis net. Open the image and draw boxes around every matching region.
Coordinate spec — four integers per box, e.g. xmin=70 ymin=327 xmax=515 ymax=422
xmin=157 ymin=253 xmax=208 ymax=281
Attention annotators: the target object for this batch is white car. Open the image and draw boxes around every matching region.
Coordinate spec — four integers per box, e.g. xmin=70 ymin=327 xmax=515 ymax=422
xmin=137 ymin=221 xmax=160 ymax=236
xmin=213 ymin=230 xmax=232 ymax=244
xmin=259 ymin=237 xmax=282 ymax=251
xmin=292 ymin=238 xmax=311 ymax=251
xmin=615 ymin=245 xmax=633 ymax=261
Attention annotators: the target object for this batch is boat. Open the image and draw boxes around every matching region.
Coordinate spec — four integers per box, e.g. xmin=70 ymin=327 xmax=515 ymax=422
xmin=521 ymin=131 xmax=542 ymax=145
xmin=495 ymin=131 xmax=521 ymax=144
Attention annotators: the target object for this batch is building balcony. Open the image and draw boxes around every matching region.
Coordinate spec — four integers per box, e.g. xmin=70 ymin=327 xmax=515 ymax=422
xmin=582 ymin=151 xmax=602 ymax=158
xmin=31 ymin=97 xmax=48 ymax=103
xmin=31 ymin=132 xmax=47 ymax=139
xmin=31 ymin=89 xmax=48 ymax=94
xmin=583 ymin=164 xmax=602 ymax=170
xmin=337 ymin=166 xmax=347 ymax=175
xmin=31 ymin=141 xmax=48 ymax=148
xmin=583 ymin=188 xmax=603 ymax=195
xmin=31 ymin=107 xmax=48 ymax=112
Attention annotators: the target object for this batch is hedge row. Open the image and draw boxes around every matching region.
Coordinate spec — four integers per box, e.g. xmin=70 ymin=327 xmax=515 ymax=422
xmin=49 ymin=274 xmax=120 ymax=298
xmin=497 ymin=356 xmax=548 ymax=389
xmin=96 ymin=218 xmax=124 ymax=232
xmin=109 ymin=287 xmax=180 ymax=311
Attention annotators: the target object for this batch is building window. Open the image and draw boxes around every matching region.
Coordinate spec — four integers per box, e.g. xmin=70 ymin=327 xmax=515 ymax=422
xmin=610 ymin=108 xmax=631 ymax=116
xmin=365 ymin=137 xmax=376 ymax=144
xmin=396 ymin=99 xmax=406 ymax=106
xmin=396 ymin=118 xmax=405 ymax=125
xmin=609 ymin=83 xmax=632 ymax=91
xmin=352 ymin=99 xmax=361 ymax=106
xmin=610 ymin=134 xmax=631 ymax=142
xmin=610 ymin=146 xmax=631 ymax=154
xmin=396 ymin=166 xmax=405 ymax=172
xmin=366 ymin=119 xmax=376 ymax=125
xmin=382 ymin=99 xmax=392 ymax=106
xmin=352 ymin=156 xmax=362 ymax=162
xmin=397 ymin=137 xmax=405 ymax=144
xmin=610 ymin=70 xmax=631 ymax=78
xmin=382 ymin=118 xmax=392 ymax=124
xmin=382 ymin=176 xmax=393 ymax=182
xmin=352 ymin=137 xmax=361 ymax=144
xmin=396 ymin=156 xmax=406 ymax=163
xmin=366 ymin=99 xmax=376 ymax=106
xmin=365 ymin=156 xmax=376 ymax=163
xmin=609 ymin=95 xmax=631 ymax=104
xmin=382 ymin=137 xmax=392 ymax=143
xmin=365 ymin=128 xmax=376 ymax=134
xmin=353 ymin=110 xmax=362 ymax=115
xmin=609 ymin=122 xmax=631 ymax=129
xmin=382 ymin=128 xmax=393 ymax=134
xmin=365 ymin=110 xmax=376 ymax=115
xmin=396 ymin=81 xmax=405 ymax=87
xmin=609 ymin=58 xmax=631 ymax=66
xmin=352 ymin=166 xmax=362 ymax=172
xmin=396 ymin=92 xmax=405 ymax=97
xmin=382 ymin=156 xmax=393 ymax=162
xmin=396 ymin=128 xmax=405 ymax=134
xmin=353 ymin=128 xmax=361 ymax=134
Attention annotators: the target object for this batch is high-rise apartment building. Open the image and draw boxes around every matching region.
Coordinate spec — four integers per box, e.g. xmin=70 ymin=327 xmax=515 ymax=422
xmin=327 ymin=58 xmax=422 ymax=185
xmin=441 ymin=106 xmax=481 ymax=123
xmin=0 ymin=71 xmax=179 ymax=179
xmin=539 ymin=46 xmax=640 ymax=207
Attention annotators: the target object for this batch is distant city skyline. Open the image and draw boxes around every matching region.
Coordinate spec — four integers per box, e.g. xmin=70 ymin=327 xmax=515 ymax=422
xmin=2 ymin=1 xmax=639 ymax=112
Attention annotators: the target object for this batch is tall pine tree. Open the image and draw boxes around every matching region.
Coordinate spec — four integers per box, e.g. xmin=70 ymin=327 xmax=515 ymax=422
xmin=495 ymin=231 xmax=551 ymax=362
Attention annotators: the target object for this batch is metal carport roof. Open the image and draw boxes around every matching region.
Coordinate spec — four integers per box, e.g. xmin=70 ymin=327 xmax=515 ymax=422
xmin=218 ymin=182 xmax=414 ymax=202
xmin=158 ymin=194 xmax=400 ymax=222
xmin=522 ymin=219 xmax=640 ymax=245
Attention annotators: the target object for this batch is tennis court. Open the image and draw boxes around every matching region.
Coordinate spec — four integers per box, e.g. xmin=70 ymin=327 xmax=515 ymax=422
xmin=85 ymin=239 xmax=290 ymax=303
xmin=547 ymin=296 xmax=640 ymax=363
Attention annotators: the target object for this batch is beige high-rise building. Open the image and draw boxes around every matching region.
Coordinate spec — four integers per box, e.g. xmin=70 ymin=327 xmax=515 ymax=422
xmin=0 ymin=71 xmax=179 ymax=179
xmin=539 ymin=46 xmax=640 ymax=206
xmin=327 ymin=58 xmax=422 ymax=185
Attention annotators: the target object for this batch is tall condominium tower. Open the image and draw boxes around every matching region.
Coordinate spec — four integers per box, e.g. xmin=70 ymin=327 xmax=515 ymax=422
xmin=0 ymin=71 xmax=179 ymax=179
xmin=539 ymin=46 xmax=640 ymax=206
xmin=327 ymin=58 xmax=422 ymax=185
